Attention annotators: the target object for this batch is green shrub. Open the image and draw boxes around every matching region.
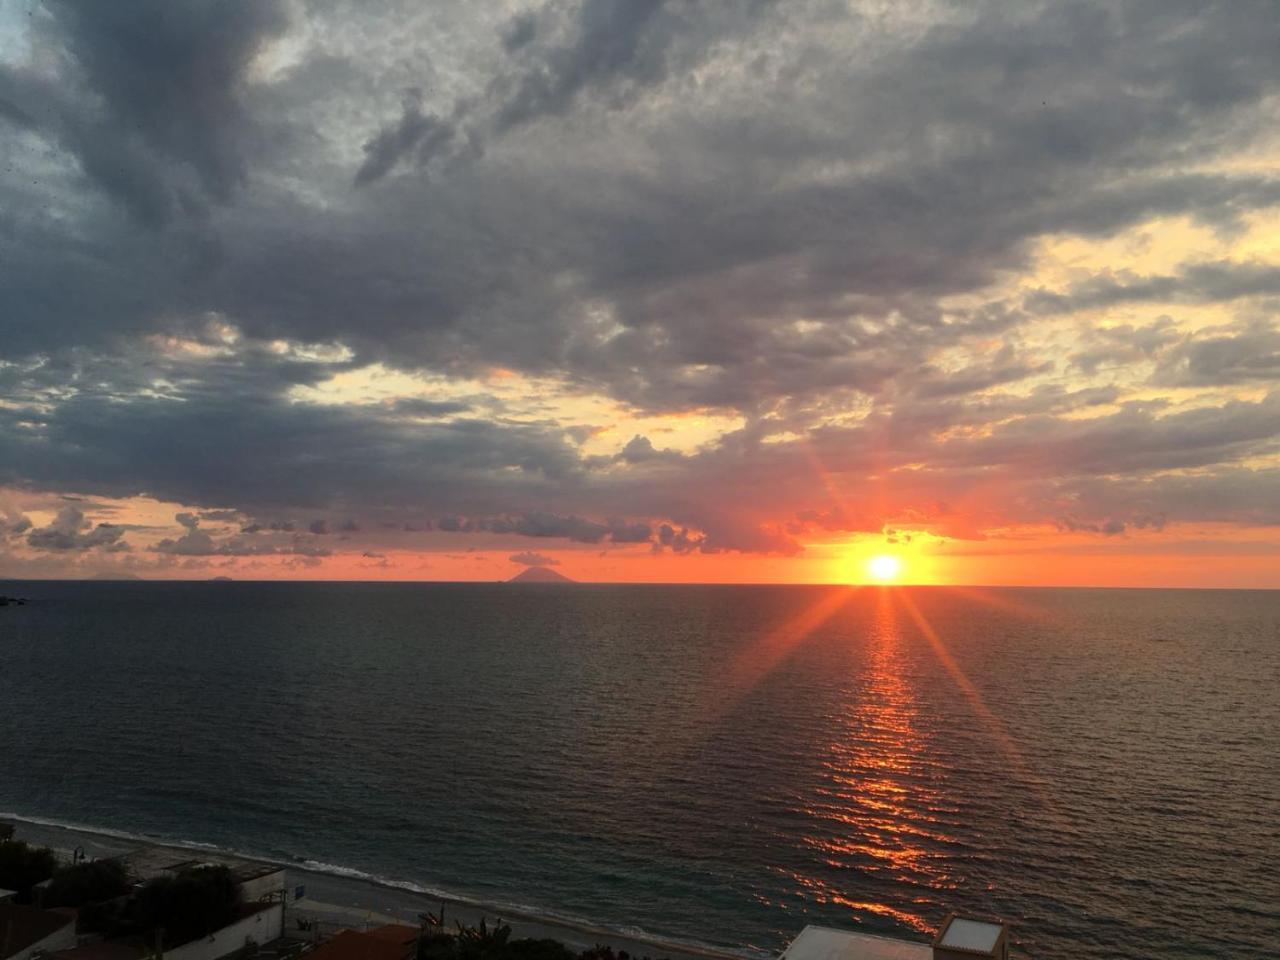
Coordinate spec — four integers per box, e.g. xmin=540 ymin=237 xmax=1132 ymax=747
xmin=414 ymin=923 xmax=667 ymax=960
xmin=44 ymin=859 xmax=132 ymax=908
xmin=0 ymin=840 xmax=57 ymax=902
xmin=501 ymin=939 xmax=577 ymax=960
xmin=132 ymin=865 xmax=243 ymax=947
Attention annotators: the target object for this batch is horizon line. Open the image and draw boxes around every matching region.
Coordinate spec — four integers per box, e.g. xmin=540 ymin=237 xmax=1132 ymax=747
xmin=3 ymin=576 xmax=1277 ymax=591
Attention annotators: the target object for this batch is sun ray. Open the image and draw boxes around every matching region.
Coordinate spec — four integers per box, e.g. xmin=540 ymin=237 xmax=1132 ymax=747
xmin=894 ymin=589 xmax=1065 ymax=824
xmin=718 ymin=585 xmax=857 ymax=709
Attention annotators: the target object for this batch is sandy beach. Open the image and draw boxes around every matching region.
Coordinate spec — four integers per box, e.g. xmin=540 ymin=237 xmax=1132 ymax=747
xmin=4 ymin=817 xmax=758 ymax=960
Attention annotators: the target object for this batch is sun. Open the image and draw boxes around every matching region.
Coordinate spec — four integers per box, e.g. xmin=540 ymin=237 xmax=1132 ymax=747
xmin=867 ymin=554 xmax=903 ymax=583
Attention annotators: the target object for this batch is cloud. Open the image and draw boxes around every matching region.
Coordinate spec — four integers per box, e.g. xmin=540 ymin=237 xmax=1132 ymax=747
xmin=607 ymin=518 xmax=652 ymax=543
xmin=509 ymin=551 xmax=558 ymax=567
xmin=354 ymin=88 xmax=456 ymax=186
xmin=1029 ymin=262 xmax=1280 ymax=315
xmin=26 ymin=506 xmax=127 ymax=551
xmin=199 ymin=509 xmax=242 ymax=523
xmin=1153 ymin=319 xmax=1280 ymax=386
xmin=154 ymin=513 xmax=329 ymax=557
xmin=0 ymin=508 xmax=33 ymax=540
xmin=616 ymin=435 xmax=683 ymax=464
xmin=1057 ymin=516 xmax=1128 ymax=536
xmin=1069 ymin=318 xmax=1181 ymax=374
xmin=388 ymin=398 xmax=472 ymax=417
xmin=912 ymin=346 xmax=1054 ymax=399
xmin=0 ymin=0 xmax=290 ymax=224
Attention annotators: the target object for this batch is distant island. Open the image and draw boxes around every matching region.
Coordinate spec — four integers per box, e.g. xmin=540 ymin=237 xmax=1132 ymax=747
xmin=507 ymin=566 xmax=576 ymax=584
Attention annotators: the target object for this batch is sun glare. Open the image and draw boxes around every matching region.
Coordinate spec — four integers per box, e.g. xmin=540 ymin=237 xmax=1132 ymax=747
xmin=868 ymin=554 xmax=903 ymax=583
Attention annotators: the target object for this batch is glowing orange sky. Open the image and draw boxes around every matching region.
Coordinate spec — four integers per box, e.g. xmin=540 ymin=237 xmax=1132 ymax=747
xmin=3 ymin=488 xmax=1276 ymax=587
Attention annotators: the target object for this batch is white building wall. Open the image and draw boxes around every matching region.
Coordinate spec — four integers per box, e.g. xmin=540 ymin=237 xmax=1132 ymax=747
xmin=163 ymin=903 xmax=283 ymax=960
xmin=235 ymin=871 xmax=285 ymax=905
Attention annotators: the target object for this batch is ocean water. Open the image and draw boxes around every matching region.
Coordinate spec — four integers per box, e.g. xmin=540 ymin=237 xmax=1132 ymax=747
xmin=1 ymin=581 xmax=1277 ymax=959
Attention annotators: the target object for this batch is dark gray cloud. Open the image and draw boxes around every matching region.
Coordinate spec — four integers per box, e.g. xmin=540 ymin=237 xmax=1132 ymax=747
xmin=509 ymin=550 xmax=558 ymax=567
xmin=26 ymin=506 xmax=127 ymax=552
xmin=353 ymin=88 xmax=456 ymax=186
xmin=4 ymin=0 xmax=1274 ymax=376
xmin=0 ymin=0 xmax=290 ymax=224
xmin=913 ymin=346 xmax=1054 ymax=400
xmin=1029 ymin=262 xmax=1280 ymax=315
xmin=491 ymin=0 xmax=675 ymax=131
xmin=1154 ymin=319 xmax=1280 ymax=386
xmin=154 ymin=512 xmax=330 ymax=557
xmin=1069 ymin=318 xmax=1181 ymax=375
xmin=1057 ymin=516 xmax=1128 ymax=536
xmin=389 ymin=397 xmax=473 ymax=417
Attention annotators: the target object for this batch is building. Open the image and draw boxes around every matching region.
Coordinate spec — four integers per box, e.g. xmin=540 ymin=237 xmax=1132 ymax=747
xmin=160 ymin=901 xmax=284 ymax=960
xmin=781 ymin=915 xmax=1009 ymax=960
xmin=115 ymin=850 xmax=285 ymax=905
xmin=301 ymin=926 xmax=419 ymax=960
xmin=35 ymin=848 xmax=287 ymax=960
xmin=0 ymin=903 xmax=77 ymax=960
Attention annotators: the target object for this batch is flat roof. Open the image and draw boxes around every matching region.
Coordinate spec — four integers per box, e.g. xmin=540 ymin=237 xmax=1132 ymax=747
xmin=0 ymin=902 xmax=76 ymax=958
xmin=49 ymin=941 xmax=147 ymax=960
xmin=938 ymin=918 xmax=1003 ymax=954
xmin=781 ymin=925 xmax=930 ymax=960
xmin=364 ymin=925 xmax=420 ymax=945
xmin=119 ymin=848 xmax=283 ymax=884
xmin=304 ymin=929 xmax=415 ymax=960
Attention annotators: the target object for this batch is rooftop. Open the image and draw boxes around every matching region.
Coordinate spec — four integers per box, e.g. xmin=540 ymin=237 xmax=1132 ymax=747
xmin=303 ymin=929 xmax=416 ymax=960
xmin=0 ymin=903 xmax=76 ymax=960
xmin=117 ymin=848 xmax=283 ymax=885
xmin=780 ymin=925 xmax=930 ymax=960
xmin=936 ymin=918 xmax=1003 ymax=955
xmin=48 ymin=941 xmax=147 ymax=960
xmin=363 ymin=926 xmax=420 ymax=946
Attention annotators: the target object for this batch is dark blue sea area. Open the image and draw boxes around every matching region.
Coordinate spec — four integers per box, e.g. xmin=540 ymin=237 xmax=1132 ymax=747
xmin=1 ymin=581 xmax=1277 ymax=959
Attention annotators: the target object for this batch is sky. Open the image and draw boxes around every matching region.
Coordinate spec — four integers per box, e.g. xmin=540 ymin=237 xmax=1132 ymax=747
xmin=1 ymin=0 xmax=1278 ymax=586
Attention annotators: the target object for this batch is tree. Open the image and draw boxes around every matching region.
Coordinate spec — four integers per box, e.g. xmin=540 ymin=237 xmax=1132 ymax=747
xmin=43 ymin=859 xmax=131 ymax=908
xmin=133 ymin=865 xmax=242 ymax=948
xmin=0 ymin=840 xmax=57 ymax=903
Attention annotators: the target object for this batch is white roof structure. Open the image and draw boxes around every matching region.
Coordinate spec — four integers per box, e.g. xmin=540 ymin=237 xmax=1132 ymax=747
xmin=937 ymin=919 xmax=1003 ymax=954
xmin=781 ymin=924 xmax=931 ymax=960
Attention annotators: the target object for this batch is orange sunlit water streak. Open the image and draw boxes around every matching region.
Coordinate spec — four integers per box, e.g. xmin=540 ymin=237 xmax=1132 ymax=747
xmin=701 ymin=580 xmax=1063 ymax=934
xmin=781 ymin=587 xmax=951 ymax=934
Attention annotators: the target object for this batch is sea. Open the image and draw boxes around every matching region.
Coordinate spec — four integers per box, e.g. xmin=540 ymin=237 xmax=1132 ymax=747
xmin=1 ymin=581 xmax=1277 ymax=959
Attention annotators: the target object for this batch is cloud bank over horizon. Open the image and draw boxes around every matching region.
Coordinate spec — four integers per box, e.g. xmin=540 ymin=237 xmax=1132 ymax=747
xmin=2 ymin=0 xmax=1279 ymax=583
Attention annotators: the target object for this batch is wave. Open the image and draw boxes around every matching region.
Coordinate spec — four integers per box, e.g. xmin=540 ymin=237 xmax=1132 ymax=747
xmin=0 ymin=810 xmax=758 ymax=960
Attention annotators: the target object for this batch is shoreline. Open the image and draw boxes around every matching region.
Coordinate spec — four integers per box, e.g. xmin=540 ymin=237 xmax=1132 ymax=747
xmin=3 ymin=813 xmax=762 ymax=960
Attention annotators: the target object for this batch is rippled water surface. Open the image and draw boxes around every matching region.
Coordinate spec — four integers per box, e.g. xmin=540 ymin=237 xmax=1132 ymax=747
xmin=2 ymin=582 xmax=1277 ymax=958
